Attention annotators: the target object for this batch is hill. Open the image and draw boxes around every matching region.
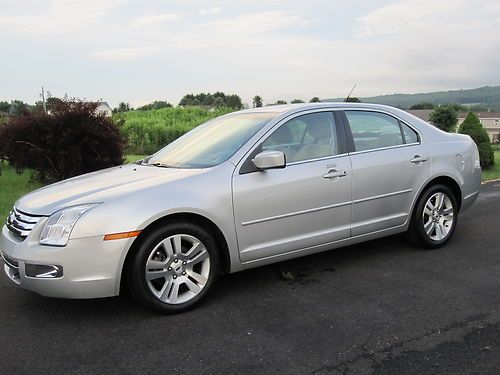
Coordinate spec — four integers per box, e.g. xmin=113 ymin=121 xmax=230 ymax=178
xmin=325 ymin=86 xmax=500 ymax=110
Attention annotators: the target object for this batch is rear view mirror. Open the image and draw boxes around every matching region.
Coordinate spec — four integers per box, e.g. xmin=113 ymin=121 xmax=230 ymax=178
xmin=252 ymin=151 xmax=286 ymax=170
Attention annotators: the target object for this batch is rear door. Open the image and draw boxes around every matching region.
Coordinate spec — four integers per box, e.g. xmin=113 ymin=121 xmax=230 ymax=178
xmin=342 ymin=110 xmax=430 ymax=236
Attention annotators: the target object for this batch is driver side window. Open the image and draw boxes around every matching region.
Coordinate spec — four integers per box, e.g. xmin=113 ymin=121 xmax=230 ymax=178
xmin=262 ymin=112 xmax=338 ymax=163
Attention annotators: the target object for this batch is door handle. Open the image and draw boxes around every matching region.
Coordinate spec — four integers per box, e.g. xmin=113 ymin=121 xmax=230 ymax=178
xmin=323 ymin=169 xmax=348 ymax=179
xmin=410 ymin=155 xmax=428 ymax=164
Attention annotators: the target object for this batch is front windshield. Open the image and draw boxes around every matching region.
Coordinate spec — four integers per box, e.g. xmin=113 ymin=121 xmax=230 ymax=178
xmin=146 ymin=112 xmax=277 ymax=168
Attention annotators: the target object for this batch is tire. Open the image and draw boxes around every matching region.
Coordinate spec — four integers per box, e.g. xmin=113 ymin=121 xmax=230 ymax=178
xmin=126 ymin=222 xmax=220 ymax=313
xmin=408 ymin=184 xmax=458 ymax=249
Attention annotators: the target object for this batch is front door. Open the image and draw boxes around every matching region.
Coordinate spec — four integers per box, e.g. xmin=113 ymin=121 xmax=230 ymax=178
xmin=232 ymin=111 xmax=352 ymax=263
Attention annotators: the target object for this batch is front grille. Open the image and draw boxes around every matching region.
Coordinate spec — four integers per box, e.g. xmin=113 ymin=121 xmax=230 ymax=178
xmin=5 ymin=207 xmax=43 ymax=240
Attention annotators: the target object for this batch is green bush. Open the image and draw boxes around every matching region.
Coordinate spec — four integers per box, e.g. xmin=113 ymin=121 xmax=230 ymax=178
xmin=0 ymin=99 xmax=125 ymax=182
xmin=118 ymin=106 xmax=234 ymax=154
xmin=429 ymin=106 xmax=458 ymax=132
xmin=459 ymin=112 xmax=495 ymax=169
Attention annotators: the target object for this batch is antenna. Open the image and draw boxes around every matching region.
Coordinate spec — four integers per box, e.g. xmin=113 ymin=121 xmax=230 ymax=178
xmin=345 ymin=84 xmax=357 ymax=102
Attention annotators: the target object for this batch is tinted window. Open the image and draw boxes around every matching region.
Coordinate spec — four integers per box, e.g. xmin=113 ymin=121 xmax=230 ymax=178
xmin=262 ymin=112 xmax=337 ymax=163
xmin=346 ymin=111 xmax=404 ymax=151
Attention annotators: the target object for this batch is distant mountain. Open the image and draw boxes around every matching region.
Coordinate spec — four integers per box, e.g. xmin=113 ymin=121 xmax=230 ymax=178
xmin=325 ymin=85 xmax=500 ymax=111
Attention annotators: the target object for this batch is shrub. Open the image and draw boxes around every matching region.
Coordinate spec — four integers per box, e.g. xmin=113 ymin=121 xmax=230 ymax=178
xmin=429 ymin=106 xmax=458 ymax=132
xmin=0 ymin=99 xmax=125 ymax=182
xmin=458 ymin=112 xmax=495 ymax=169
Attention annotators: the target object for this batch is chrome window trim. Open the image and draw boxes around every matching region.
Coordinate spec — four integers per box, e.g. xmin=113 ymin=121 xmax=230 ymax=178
xmin=348 ymin=142 xmax=421 ymax=156
xmin=286 ymin=152 xmax=349 ymax=167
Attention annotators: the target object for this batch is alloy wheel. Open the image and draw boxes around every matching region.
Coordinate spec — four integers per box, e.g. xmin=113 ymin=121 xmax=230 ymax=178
xmin=422 ymin=192 xmax=454 ymax=241
xmin=145 ymin=234 xmax=210 ymax=305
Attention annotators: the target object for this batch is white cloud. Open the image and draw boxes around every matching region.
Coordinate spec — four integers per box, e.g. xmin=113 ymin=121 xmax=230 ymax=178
xmin=132 ymin=13 xmax=180 ymax=27
xmin=200 ymin=11 xmax=311 ymax=35
xmin=0 ymin=0 xmax=124 ymax=35
xmin=200 ymin=7 xmax=223 ymax=15
xmin=89 ymin=47 xmax=160 ymax=61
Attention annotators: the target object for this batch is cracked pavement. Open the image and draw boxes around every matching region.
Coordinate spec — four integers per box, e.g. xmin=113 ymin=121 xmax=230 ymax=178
xmin=1 ymin=182 xmax=499 ymax=374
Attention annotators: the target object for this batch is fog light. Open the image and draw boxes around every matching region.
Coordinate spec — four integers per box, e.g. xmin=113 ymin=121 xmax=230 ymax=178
xmin=25 ymin=264 xmax=63 ymax=279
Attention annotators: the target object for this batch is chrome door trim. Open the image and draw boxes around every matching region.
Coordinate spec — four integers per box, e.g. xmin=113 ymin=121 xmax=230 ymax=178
xmin=348 ymin=142 xmax=421 ymax=156
xmin=241 ymin=201 xmax=351 ymax=227
xmin=352 ymin=188 xmax=413 ymax=204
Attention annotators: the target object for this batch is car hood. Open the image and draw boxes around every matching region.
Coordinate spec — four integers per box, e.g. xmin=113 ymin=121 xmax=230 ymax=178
xmin=15 ymin=164 xmax=204 ymax=216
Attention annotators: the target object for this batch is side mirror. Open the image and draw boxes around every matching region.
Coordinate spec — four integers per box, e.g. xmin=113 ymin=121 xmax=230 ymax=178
xmin=252 ymin=151 xmax=286 ymax=170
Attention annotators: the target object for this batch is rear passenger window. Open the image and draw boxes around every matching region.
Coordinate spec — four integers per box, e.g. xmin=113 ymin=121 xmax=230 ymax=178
xmin=345 ymin=111 xmax=404 ymax=152
xmin=401 ymin=123 xmax=419 ymax=144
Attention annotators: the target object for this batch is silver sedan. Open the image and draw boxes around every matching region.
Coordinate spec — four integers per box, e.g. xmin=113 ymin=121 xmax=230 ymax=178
xmin=1 ymin=103 xmax=481 ymax=312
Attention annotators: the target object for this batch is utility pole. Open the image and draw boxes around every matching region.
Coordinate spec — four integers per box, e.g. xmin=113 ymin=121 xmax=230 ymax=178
xmin=41 ymin=86 xmax=47 ymax=113
xmin=345 ymin=84 xmax=357 ymax=102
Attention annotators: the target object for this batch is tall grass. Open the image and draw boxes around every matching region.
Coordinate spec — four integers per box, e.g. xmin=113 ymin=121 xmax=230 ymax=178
xmin=118 ymin=106 xmax=234 ymax=155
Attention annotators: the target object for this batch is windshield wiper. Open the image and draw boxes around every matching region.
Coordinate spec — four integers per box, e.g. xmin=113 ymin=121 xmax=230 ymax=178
xmin=147 ymin=162 xmax=180 ymax=169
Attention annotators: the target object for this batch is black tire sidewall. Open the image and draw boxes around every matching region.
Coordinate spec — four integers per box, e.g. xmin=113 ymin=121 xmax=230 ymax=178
xmin=411 ymin=184 xmax=458 ymax=249
xmin=127 ymin=222 xmax=220 ymax=313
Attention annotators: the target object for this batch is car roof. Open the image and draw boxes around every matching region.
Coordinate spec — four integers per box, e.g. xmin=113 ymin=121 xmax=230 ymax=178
xmin=239 ymin=102 xmax=400 ymax=116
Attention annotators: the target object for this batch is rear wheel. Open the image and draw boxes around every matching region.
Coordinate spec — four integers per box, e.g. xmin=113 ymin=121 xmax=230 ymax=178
xmin=127 ymin=222 xmax=220 ymax=313
xmin=408 ymin=184 xmax=458 ymax=249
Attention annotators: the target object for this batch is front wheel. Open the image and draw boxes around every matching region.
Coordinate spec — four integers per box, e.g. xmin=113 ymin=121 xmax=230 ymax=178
xmin=408 ymin=184 xmax=458 ymax=249
xmin=127 ymin=222 xmax=220 ymax=313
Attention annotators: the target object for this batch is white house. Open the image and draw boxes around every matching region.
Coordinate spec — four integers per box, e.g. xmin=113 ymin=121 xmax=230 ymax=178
xmin=95 ymin=102 xmax=113 ymax=117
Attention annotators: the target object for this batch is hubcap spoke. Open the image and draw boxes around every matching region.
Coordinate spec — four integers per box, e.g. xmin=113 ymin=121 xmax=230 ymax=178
xmin=186 ymin=269 xmax=208 ymax=285
xmin=183 ymin=278 xmax=202 ymax=294
xmin=424 ymin=221 xmax=435 ymax=235
xmin=146 ymin=270 xmax=168 ymax=281
xmin=188 ymin=248 xmax=209 ymax=265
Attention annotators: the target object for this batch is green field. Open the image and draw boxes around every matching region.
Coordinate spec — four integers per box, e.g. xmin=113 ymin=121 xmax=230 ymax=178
xmin=118 ymin=106 xmax=233 ymax=155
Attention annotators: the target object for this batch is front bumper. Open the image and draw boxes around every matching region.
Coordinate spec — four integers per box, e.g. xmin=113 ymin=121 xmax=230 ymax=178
xmin=0 ymin=224 xmax=133 ymax=299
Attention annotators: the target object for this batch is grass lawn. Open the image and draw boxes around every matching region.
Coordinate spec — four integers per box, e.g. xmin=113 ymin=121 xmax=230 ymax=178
xmin=0 ymin=151 xmax=498 ymax=221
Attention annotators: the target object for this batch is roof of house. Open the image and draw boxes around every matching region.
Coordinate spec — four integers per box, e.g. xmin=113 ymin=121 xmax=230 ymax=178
xmin=458 ymin=112 xmax=500 ymax=119
xmin=406 ymin=109 xmax=433 ymax=122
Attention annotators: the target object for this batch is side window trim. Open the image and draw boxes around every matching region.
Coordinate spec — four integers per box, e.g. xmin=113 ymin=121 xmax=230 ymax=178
xmin=340 ymin=110 xmax=421 ymax=154
xmin=238 ymin=110 xmax=347 ymax=175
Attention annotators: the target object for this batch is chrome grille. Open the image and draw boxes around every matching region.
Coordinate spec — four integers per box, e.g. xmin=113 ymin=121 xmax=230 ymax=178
xmin=5 ymin=207 xmax=43 ymax=240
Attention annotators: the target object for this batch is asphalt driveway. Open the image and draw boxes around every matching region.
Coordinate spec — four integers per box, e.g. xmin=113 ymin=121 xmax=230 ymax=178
xmin=1 ymin=182 xmax=499 ymax=374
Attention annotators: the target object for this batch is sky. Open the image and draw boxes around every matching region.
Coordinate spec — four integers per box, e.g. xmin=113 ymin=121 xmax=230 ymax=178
xmin=1 ymin=0 xmax=500 ymax=108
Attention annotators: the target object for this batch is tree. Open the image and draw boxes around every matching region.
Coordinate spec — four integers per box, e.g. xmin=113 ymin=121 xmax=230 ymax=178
xmin=409 ymin=102 xmax=435 ymax=110
xmin=252 ymin=95 xmax=263 ymax=108
xmin=458 ymin=112 xmax=495 ymax=169
xmin=291 ymin=99 xmax=305 ymax=104
xmin=0 ymin=101 xmax=10 ymax=112
xmin=309 ymin=97 xmax=320 ymax=103
xmin=114 ymin=102 xmax=132 ymax=113
xmin=0 ymin=99 xmax=125 ymax=182
xmin=8 ymin=100 xmax=30 ymax=116
xmin=179 ymin=92 xmax=243 ymax=109
xmin=225 ymin=94 xmax=243 ymax=109
xmin=345 ymin=97 xmax=361 ymax=103
xmin=429 ymin=106 xmax=458 ymax=132
xmin=137 ymin=101 xmax=172 ymax=111
xmin=276 ymin=100 xmax=287 ymax=105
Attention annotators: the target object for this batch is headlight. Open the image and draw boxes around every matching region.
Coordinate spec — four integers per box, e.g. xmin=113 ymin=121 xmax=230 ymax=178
xmin=39 ymin=204 xmax=99 ymax=246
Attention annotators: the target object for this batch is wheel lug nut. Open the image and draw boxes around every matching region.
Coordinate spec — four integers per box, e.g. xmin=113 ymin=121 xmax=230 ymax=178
xmin=174 ymin=258 xmax=178 ymax=263
xmin=182 ymin=261 xmax=187 ymax=265
xmin=173 ymin=275 xmax=177 ymax=279
xmin=182 ymin=271 xmax=186 ymax=275
xmin=168 ymin=267 xmax=172 ymax=271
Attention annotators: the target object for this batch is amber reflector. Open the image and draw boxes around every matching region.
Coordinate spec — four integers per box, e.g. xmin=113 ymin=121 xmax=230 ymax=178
xmin=103 ymin=231 xmax=141 ymax=241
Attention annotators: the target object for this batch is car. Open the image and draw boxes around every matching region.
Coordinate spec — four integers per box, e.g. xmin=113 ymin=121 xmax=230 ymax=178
xmin=1 ymin=103 xmax=482 ymax=313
